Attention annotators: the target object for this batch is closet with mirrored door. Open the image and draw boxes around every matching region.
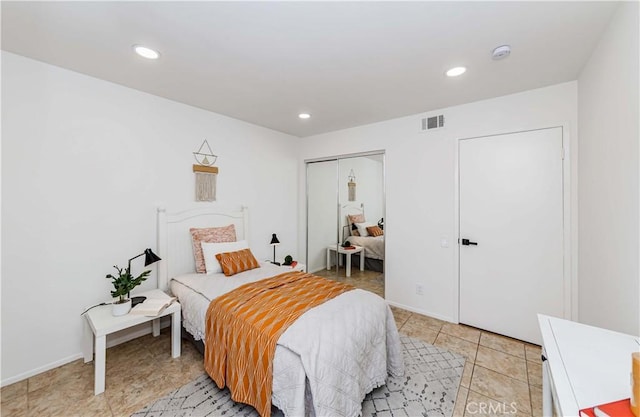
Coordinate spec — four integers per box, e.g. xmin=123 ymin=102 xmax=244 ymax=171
xmin=306 ymin=151 xmax=385 ymax=297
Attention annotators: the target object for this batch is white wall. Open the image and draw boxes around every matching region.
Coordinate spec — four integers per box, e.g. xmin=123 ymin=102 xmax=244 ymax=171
xmin=1 ymin=52 xmax=299 ymax=384
xmin=298 ymin=82 xmax=578 ymax=322
xmin=577 ymin=2 xmax=639 ymax=336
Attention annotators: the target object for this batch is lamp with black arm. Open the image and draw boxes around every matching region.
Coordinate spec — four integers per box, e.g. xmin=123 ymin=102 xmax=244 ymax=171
xmin=128 ymin=248 xmax=161 ymax=306
xmin=270 ymin=234 xmax=280 ymax=266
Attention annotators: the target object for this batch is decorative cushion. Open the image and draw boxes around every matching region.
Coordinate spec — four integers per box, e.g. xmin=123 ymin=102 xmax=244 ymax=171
xmin=190 ymin=225 xmax=237 ymax=273
xmin=366 ymin=225 xmax=384 ymax=237
xmin=201 ymin=240 xmax=249 ymax=274
xmin=348 ymin=214 xmax=365 ymax=236
xmin=355 ymin=221 xmax=376 ymax=237
xmin=215 ymin=248 xmax=260 ymax=276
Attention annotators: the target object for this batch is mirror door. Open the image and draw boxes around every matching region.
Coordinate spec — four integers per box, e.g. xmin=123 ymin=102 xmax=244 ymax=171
xmin=306 ymin=152 xmax=385 ymax=296
xmin=338 ymin=155 xmax=385 ymax=295
xmin=306 ymin=159 xmax=339 ymax=276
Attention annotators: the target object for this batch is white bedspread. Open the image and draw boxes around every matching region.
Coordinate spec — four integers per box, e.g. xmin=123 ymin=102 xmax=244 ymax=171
xmin=170 ymin=263 xmax=403 ymax=417
xmin=347 ymin=235 xmax=385 ymax=260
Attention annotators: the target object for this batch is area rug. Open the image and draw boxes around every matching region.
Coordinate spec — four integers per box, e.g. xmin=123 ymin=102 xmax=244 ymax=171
xmin=132 ymin=335 xmax=465 ymax=417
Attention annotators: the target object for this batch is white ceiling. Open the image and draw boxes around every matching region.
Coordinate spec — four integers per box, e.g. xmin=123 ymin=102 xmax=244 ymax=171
xmin=1 ymin=1 xmax=618 ymax=137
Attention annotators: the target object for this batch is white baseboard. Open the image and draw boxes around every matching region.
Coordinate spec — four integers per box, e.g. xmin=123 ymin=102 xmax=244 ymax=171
xmin=0 ymin=352 xmax=85 ymax=388
xmin=386 ymin=300 xmax=455 ymax=324
xmin=0 ymin=317 xmax=172 ymax=388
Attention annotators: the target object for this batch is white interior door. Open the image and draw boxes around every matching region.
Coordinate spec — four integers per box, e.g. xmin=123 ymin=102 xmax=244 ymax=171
xmin=459 ymin=127 xmax=564 ymax=344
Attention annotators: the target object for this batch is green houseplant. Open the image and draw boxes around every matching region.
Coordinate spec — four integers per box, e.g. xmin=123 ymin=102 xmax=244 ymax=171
xmin=106 ymin=265 xmax=150 ymax=316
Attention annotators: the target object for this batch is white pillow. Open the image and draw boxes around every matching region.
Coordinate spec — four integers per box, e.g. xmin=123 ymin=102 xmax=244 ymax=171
xmin=201 ymin=240 xmax=249 ymax=274
xmin=355 ymin=222 xmax=376 ymax=237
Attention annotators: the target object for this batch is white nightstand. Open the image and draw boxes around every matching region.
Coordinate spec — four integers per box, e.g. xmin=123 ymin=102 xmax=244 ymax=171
xmin=82 ymin=289 xmax=181 ymax=395
xmin=326 ymin=245 xmax=364 ymax=277
xmin=280 ymin=262 xmax=306 ymax=272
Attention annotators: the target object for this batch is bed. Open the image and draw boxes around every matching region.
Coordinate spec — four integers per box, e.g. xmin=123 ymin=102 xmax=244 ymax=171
xmin=341 ymin=203 xmax=384 ymax=272
xmin=157 ymin=205 xmax=403 ymax=417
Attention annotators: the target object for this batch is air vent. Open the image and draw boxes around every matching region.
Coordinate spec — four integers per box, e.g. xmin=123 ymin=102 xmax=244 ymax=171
xmin=420 ymin=114 xmax=445 ymax=132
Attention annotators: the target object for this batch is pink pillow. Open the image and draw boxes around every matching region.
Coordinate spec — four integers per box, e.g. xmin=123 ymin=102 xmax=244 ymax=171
xmin=348 ymin=214 xmax=365 ymax=236
xmin=190 ymin=225 xmax=237 ymax=273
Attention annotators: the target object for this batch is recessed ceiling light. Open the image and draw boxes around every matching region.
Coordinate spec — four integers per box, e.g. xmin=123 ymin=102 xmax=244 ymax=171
xmin=298 ymin=113 xmax=311 ymax=119
xmin=133 ymin=45 xmax=160 ymax=60
xmin=446 ymin=66 xmax=466 ymax=77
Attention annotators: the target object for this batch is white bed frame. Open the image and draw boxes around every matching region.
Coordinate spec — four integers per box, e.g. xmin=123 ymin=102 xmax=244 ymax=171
xmin=156 ymin=205 xmax=249 ymax=291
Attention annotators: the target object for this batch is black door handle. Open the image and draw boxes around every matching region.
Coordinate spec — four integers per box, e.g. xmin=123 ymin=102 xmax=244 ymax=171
xmin=461 ymin=239 xmax=478 ymax=246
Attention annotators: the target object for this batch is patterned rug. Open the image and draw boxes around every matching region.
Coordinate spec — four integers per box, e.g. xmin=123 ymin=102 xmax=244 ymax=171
xmin=132 ymin=335 xmax=465 ymax=417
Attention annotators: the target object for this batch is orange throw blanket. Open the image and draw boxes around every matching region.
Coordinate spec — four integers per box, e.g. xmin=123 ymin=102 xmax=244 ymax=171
xmin=204 ymin=271 xmax=355 ymax=417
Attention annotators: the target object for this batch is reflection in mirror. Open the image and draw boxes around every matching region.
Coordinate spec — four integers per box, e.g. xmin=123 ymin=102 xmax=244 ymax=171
xmin=339 ymin=155 xmax=385 ymax=283
xmin=306 ymin=160 xmax=338 ymax=276
xmin=305 ymin=152 xmax=384 ymax=297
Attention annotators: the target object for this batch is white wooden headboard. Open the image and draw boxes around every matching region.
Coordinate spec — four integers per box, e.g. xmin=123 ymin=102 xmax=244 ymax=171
xmin=156 ymin=205 xmax=249 ymax=291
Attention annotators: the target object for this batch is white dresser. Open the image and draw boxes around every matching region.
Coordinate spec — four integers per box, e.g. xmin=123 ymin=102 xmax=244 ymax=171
xmin=538 ymin=314 xmax=639 ymax=416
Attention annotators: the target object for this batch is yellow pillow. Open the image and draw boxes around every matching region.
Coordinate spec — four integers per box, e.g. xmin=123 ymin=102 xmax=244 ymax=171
xmin=215 ymin=248 xmax=260 ymax=276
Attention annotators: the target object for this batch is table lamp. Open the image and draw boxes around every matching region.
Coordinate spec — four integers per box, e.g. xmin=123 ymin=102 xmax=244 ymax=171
xmin=270 ymin=234 xmax=280 ymax=265
xmin=128 ymin=248 xmax=161 ymax=306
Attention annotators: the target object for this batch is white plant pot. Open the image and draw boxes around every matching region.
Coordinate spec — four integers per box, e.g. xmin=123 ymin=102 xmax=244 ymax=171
xmin=112 ymin=299 xmax=131 ymax=316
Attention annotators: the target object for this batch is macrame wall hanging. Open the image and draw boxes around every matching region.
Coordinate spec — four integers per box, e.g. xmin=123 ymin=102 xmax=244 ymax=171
xmin=347 ymin=169 xmax=356 ymax=201
xmin=192 ymin=140 xmax=219 ymax=202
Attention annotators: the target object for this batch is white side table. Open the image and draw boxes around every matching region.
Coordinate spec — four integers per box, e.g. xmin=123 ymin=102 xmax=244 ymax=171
xmin=82 ymin=289 xmax=181 ymax=395
xmin=280 ymin=262 xmax=306 ymax=272
xmin=326 ymin=245 xmax=364 ymax=277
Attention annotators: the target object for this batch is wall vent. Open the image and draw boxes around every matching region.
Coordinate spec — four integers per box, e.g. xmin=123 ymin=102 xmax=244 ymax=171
xmin=420 ymin=114 xmax=445 ymax=132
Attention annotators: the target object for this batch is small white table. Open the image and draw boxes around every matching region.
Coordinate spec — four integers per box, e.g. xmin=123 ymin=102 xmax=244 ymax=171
xmin=538 ymin=314 xmax=640 ymax=416
xmin=83 ymin=289 xmax=181 ymax=395
xmin=326 ymin=245 xmax=364 ymax=277
xmin=280 ymin=262 xmax=306 ymax=272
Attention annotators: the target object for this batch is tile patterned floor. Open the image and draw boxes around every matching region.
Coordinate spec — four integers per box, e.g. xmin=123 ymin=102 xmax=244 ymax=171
xmin=317 ymin=268 xmax=543 ymax=417
xmin=1 ymin=268 xmax=542 ymax=417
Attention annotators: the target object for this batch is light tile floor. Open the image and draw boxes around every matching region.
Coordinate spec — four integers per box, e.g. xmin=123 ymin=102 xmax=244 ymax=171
xmin=1 ymin=268 xmax=542 ymax=417
xmin=317 ymin=267 xmax=543 ymax=417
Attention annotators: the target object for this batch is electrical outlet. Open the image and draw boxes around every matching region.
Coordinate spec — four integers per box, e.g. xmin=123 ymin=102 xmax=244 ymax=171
xmin=416 ymin=284 xmax=424 ymax=295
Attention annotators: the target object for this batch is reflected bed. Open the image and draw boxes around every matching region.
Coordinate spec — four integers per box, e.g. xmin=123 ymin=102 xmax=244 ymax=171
xmin=342 ymin=202 xmax=384 ymax=272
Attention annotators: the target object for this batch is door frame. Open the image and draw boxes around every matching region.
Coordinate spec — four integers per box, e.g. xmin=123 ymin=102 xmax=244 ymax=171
xmin=453 ymin=125 xmax=576 ymax=324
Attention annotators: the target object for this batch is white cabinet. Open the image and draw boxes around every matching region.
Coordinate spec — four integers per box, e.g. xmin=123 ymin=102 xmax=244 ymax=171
xmin=538 ymin=314 xmax=639 ymax=416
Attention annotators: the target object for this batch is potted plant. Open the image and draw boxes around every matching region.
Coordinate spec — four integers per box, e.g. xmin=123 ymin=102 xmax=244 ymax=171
xmin=106 ymin=265 xmax=150 ymax=316
xmin=283 ymin=255 xmax=293 ymax=266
